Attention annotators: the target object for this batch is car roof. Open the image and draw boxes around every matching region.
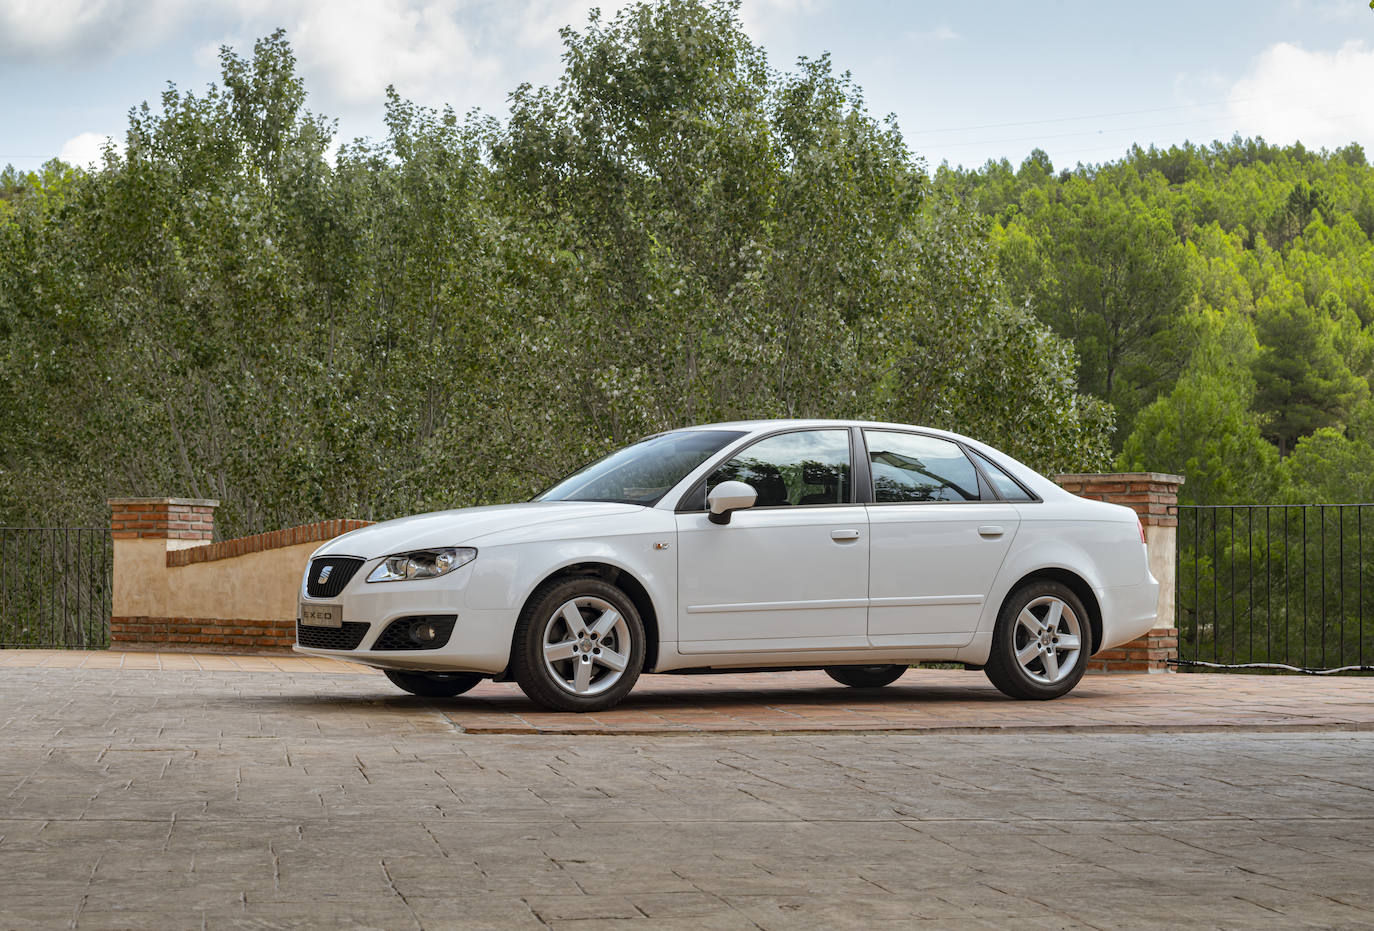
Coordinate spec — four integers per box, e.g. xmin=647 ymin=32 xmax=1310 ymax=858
xmin=678 ymin=418 xmax=970 ymax=443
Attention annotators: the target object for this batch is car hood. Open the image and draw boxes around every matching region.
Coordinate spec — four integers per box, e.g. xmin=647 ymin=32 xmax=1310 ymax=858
xmin=311 ymin=501 xmax=645 ymax=559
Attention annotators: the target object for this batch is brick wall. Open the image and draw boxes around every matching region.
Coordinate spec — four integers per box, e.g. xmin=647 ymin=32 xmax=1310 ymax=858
xmin=1053 ymin=472 xmax=1184 ymax=673
xmin=166 ymin=518 xmax=374 ymax=567
xmin=1087 ymin=627 xmax=1180 ymax=674
xmin=109 ymin=498 xmax=371 ymax=653
xmin=110 ymin=616 xmax=297 ymax=652
xmin=110 ymin=497 xmax=217 ymax=542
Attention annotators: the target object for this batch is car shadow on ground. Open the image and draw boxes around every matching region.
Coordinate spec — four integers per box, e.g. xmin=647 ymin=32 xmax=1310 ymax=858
xmin=240 ymin=673 xmax=1108 ymax=716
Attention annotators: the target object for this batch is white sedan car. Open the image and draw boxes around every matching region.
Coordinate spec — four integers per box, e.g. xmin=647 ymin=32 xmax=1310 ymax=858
xmin=295 ymin=420 xmax=1158 ymax=711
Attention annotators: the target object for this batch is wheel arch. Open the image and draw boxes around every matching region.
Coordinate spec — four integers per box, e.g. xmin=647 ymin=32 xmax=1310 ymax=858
xmin=1001 ymin=568 xmax=1103 ymax=657
xmin=505 ymin=561 xmax=662 ymax=675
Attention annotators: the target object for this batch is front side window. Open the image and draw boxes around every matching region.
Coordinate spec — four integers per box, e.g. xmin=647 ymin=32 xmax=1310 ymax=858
xmin=708 ymin=429 xmax=852 ymax=508
xmin=864 ymin=430 xmax=982 ymax=503
xmin=538 ymin=430 xmax=745 ymax=505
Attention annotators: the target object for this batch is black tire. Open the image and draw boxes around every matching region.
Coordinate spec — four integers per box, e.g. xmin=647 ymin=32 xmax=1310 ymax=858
xmin=384 ymin=669 xmax=484 ymax=698
xmin=824 ymin=664 xmax=908 ymax=688
xmin=511 ymin=576 xmax=646 ymax=712
xmin=984 ymin=580 xmax=1093 ymax=700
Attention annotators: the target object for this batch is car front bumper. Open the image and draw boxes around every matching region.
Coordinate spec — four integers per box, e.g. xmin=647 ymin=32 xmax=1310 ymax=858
xmin=293 ymin=563 xmax=515 ymax=675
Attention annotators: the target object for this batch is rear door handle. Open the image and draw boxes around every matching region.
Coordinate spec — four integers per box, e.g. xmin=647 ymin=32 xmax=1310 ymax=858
xmin=830 ymin=529 xmax=861 ymax=542
xmin=978 ymin=525 xmax=1005 ymax=538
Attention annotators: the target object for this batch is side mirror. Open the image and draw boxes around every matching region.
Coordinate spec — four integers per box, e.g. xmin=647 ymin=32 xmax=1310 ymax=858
xmin=707 ymin=481 xmax=758 ymax=525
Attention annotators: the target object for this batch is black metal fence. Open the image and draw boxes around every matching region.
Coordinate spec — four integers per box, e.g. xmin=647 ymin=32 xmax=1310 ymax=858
xmin=1177 ymin=504 xmax=1374 ymax=674
xmin=0 ymin=528 xmax=111 ymax=649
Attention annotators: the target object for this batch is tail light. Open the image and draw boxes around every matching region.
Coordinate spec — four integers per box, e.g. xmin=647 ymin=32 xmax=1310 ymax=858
xmin=1138 ymin=518 xmax=1147 ymax=544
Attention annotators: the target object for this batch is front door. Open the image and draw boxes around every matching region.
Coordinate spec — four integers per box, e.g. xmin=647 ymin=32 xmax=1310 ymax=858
xmin=676 ymin=429 xmax=869 ymax=654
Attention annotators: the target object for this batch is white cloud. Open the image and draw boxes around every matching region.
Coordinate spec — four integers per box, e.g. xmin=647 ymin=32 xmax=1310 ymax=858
xmin=738 ymin=0 xmax=823 ymax=41
xmin=1227 ymin=41 xmax=1374 ymax=150
xmin=10 ymin=0 xmax=803 ymax=134
xmin=291 ymin=0 xmax=490 ymax=107
xmin=198 ymin=0 xmax=635 ymax=122
xmin=0 ymin=0 xmax=186 ymax=58
xmin=59 ymin=131 xmax=121 ymax=167
xmin=22 ymin=0 xmax=806 ymax=157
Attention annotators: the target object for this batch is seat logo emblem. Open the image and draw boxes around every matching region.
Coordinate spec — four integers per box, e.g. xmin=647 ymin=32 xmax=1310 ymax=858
xmin=317 ymin=565 xmax=333 ymax=585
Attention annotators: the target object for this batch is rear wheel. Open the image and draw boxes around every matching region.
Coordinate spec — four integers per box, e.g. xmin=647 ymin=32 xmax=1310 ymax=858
xmin=824 ymin=664 xmax=907 ymax=688
xmin=511 ymin=576 xmax=646 ymax=712
xmin=384 ymin=669 xmax=484 ymax=698
xmin=984 ymin=580 xmax=1091 ymax=700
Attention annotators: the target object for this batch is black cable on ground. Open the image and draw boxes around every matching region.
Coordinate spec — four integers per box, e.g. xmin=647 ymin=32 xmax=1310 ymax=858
xmin=1168 ymin=659 xmax=1374 ymax=675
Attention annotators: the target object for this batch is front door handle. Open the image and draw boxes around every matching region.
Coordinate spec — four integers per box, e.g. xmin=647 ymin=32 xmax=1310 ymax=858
xmin=978 ymin=525 xmax=1005 ymax=538
xmin=830 ymin=529 xmax=861 ymax=542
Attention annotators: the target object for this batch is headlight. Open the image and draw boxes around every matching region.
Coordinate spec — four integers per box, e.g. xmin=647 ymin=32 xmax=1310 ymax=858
xmin=366 ymin=547 xmax=477 ymax=583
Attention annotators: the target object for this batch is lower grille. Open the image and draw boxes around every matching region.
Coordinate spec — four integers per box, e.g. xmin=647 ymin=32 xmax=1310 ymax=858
xmin=296 ymin=621 xmax=370 ymax=650
xmin=374 ymin=616 xmax=457 ymax=651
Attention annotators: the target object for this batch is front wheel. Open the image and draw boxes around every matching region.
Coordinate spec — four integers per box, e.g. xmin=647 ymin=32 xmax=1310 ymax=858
xmin=984 ymin=581 xmax=1092 ymax=700
xmin=825 ymin=664 xmax=907 ymax=688
xmin=384 ymin=669 xmax=484 ymax=698
xmin=511 ymin=577 xmax=646 ymax=712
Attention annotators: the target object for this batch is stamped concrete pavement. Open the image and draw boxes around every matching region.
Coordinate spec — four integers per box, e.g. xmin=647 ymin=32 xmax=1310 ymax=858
xmin=6 ymin=649 xmax=1374 ymax=735
xmin=1 ymin=654 xmax=1373 ymax=929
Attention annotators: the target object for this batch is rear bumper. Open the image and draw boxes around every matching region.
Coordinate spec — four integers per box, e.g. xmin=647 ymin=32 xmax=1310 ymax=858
xmin=1097 ymin=574 xmax=1160 ymax=652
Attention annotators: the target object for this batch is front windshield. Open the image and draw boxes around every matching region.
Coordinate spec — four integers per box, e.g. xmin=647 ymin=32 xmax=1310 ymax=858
xmin=537 ymin=430 xmax=746 ymax=505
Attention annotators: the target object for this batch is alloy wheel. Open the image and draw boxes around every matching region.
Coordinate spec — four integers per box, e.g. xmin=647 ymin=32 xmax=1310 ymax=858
xmin=540 ymin=595 xmax=632 ymax=697
xmin=1012 ymin=595 xmax=1084 ymax=685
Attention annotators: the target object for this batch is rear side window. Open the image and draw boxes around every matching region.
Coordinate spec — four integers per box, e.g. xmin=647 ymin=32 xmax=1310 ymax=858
xmin=863 ymin=431 xmax=981 ymax=502
xmin=968 ymin=449 xmax=1035 ymax=501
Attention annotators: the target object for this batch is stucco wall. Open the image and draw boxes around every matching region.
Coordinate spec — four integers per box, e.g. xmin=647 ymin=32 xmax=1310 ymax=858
xmin=1145 ymin=523 xmax=1176 ymax=629
xmin=112 ymin=537 xmax=320 ymax=622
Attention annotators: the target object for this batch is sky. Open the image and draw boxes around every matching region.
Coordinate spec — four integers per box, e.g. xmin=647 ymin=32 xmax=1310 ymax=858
xmin=2 ymin=0 xmax=1373 ymax=175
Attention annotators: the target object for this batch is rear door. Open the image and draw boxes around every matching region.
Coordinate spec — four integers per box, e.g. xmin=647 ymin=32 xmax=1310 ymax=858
xmin=861 ymin=430 xmax=1020 ymax=648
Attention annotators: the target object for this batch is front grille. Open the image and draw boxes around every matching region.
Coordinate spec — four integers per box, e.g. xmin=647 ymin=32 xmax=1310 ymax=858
xmin=306 ymin=557 xmax=365 ymax=598
xmin=373 ymin=616 xmax=457 ymax=651
xmin=296 ymin=620 xmax=370 ymax=650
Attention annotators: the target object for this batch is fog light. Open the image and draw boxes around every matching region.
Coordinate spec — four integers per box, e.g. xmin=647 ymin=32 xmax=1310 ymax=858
xmin=376 ymin=615 xmax=456 ymax=651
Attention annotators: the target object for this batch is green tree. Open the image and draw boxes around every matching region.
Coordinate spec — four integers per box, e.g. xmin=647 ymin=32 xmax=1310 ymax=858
xmin=1040 ymin=193 xmax=1192 ymax=421
xmin=0 ymin=2 xmax=1112 ymax=533
xmin=489 ymin=0 xmax=1107 ymax=474
xmin=944 ymin=130 xmax=1374 ymax=486
xmin=1282 ymin=398 xmax=1374 ymax=503
xmin=1283 ymin=428 xmax=1374 ymax=503
xmin=1252 ymin=288 xmax=1368 ymax=456
xmin=1269 ymin=179 xmax=1332 ymax=247
xmin=1119 ymin=313 xmax=1277 ymax=504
